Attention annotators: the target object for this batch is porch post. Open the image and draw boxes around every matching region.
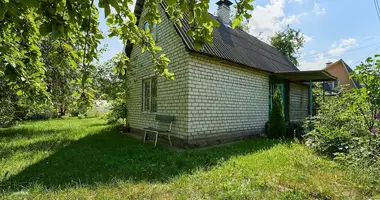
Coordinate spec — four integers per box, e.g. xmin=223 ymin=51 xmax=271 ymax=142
xmin=322 ymin=81 xmax=325 ymax=101
xmin=309 ymin=80 xmax=313 ymax=116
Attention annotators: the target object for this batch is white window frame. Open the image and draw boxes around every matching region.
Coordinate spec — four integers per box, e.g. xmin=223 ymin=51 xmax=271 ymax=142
xmin=142 ymin=76 xmax=157 ymax=113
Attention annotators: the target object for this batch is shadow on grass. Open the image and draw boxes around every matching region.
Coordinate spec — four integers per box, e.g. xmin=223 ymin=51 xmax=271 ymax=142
xmin=2 ymin=125 xmax=284 ymax=190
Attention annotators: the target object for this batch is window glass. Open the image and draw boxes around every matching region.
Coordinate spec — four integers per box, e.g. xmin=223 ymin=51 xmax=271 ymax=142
xmin=143 ymin=80 xmax=150 ymax=112
xmin=143 ymin=22 xmax=149 ymax=31
xmin=142 ymin=76 xmax=157 ymax=112
xmin=151 ymin=76 xmax=157 ymax=112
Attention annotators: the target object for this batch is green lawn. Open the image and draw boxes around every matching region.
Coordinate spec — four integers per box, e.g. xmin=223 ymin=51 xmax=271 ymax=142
xmin=0 ymin=118 xmax=379 ymax=199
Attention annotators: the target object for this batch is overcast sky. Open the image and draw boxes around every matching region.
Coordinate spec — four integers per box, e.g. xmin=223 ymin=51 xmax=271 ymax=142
xmin=98 ymin=0 xmax=380 ymax=71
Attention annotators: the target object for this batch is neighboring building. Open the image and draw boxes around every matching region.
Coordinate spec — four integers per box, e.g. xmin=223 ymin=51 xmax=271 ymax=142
xmin=323 ymin=59 xmax=361 ymax=93
xmin=125 ymin=0 xmax=336 ymax=146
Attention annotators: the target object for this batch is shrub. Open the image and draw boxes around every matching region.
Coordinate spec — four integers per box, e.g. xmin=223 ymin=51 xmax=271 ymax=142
xmin=78 ymin=114 xmax=85 ymax=119
xmin=107 ymin=100 xmax=128 ymax=126
xmin=306 ymin=55 xmax=380 ymax=171
xmin=286 ymin=121 xmax=304 ymax=138
xmin=268 ymin=89 xmax=286 ymax=138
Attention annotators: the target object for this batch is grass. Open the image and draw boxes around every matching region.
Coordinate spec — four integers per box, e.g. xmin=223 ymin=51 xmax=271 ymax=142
xmin=1 ymin=118 xmax=379 ymax=199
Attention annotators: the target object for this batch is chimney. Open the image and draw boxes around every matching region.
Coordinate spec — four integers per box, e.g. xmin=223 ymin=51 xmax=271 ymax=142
xmin=326 ymin=61 xmax=332 ymax=67
xmin=216 ymin=0 xmax=233 ymax=24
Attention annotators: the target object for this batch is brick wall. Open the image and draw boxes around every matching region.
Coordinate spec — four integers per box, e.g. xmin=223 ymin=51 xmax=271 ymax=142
xmin=289 ymin=83 xmax=309 ymax=122
xmin=187 ymin=55 xmax=270 ymax=140
xmin=127 ymin=4 xmax=309 ymax=144
xmin=127 ymin=5 xmax=191 ymax=139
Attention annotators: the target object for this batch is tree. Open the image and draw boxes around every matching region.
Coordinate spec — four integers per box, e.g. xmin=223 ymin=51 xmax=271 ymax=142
xmin=40 ymin=39 xmax=79 ymax=116
xmin=270 ymin=27 xmax=305 ymax=66
xmin=268 ymin=89 xmax=286 ymax=138
xmin=351 ymin=55 xmax=380 ymax=132
xmin=0 ymin=0 xmax=255 ymax=112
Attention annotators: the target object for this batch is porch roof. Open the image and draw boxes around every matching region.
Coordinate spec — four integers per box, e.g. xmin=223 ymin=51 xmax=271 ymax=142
xmin=274 ymin=70 xmax=337 ymax=82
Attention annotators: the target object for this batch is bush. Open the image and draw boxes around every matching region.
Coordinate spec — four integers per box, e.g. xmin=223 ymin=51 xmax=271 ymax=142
xmin=107 ymin=100 xmax=128 ymax=126
xmin=268 ymin=89 xmax=286 ymax=138
xmin=306 ymin=55 xmax=380 ymax=172
xmin=335 ymin=134 xmax=380 ymax=174
xmin=286 ymin=121 xmax=304 ymax=138
xmin=78 ymin=114 xmax=85 ymax=119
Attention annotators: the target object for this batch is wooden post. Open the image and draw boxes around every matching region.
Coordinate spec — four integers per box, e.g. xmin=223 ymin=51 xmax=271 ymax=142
xmin=309 ymin=80 xmax=313 ymax=116
xmin=322 ymin=81 xmax=325 ymax=101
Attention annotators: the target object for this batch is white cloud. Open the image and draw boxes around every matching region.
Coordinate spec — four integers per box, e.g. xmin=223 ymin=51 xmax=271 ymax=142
xmin=327 ymin=38 xmax=357 ymax=56
xmin=303 ymin=34 xmax=313 ymax=43
xmin=298 ymin=53 xmax=335 ymax=71
xmin=281 ymin=13 xmax=305 ymax=25
xmin=248 ymin=0 xmax=286 ymax=40
xmin=313 ymin=3 xmax=326 ymax=16
xmin=247 ymin=0 xmax=310 ymax=42
xmin=298 ymin=38 xmax=358 ymax=71
xmin=289 ymin=0 xmax=303 ymax=4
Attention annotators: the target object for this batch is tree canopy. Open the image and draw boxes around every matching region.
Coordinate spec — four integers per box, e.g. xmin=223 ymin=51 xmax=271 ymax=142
xmin=0 ymin=0 xmax=255 ymax=111
xmin=270 ymin=27 xmax=305 ymax=66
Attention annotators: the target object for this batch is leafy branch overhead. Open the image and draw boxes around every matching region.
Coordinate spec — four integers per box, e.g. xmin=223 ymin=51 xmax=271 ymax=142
xmin=0 ymin=0 xmax=255 ymax=109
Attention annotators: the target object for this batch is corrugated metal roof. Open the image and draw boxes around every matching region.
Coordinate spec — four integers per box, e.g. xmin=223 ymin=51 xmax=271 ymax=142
xmin=167 ymin=4 xmax=299 ymax=73
xmin=130 ymin=0 xmax=300 ymax=73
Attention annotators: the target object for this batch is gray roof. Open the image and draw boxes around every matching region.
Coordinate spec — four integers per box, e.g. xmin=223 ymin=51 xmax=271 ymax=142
xmin=131 ymin=0 xmax=300 ymax=73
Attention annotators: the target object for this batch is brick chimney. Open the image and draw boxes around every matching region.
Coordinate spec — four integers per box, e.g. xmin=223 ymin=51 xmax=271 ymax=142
xmin=216 ymin=0 xmax=233 ymax=24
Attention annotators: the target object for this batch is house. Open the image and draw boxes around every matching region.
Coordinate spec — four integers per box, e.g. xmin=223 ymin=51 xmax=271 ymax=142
xmin=125 ymin=0 xmax=336 ymax=147
xmin=322 ymin=60 xmax=361 ymax=93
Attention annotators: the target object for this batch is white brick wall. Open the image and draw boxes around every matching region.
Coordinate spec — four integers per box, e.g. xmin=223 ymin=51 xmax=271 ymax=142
xmin=187 ymin=55 xmax=270 ymax=139
xmin=127 ymin=5 xmax=190 ymax=139
xmin=289 ymin=83 xmax=309 ymax=121
xmin=127 ymin=4 xmax=310 ymax=143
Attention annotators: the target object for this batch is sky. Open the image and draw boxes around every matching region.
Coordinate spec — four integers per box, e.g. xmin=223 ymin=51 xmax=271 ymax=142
xmin=98 ymin=0 xmax=380 ymax=71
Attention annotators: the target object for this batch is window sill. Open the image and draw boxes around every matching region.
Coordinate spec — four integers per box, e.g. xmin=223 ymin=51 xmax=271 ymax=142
xmin=141 ymin=112 xmax=157 ymax=115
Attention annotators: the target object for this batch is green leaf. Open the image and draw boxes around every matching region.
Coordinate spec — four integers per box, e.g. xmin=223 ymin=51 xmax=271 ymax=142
xmin=153 ymin=46 xmax=162 ymax=51
xmin=39 ymin=22 xmax=51 ymax=36
xmin=52 ymin=22 xmax=57 ymax=40
xmin=0 ymin=2 xmax=7 ymax=21
xmin=231 ymin=17 xmax=242 ymax=29
xmin=104 ymin=4 xmax=111 ymax=18
xmin=16 ymin=90 xmax=23 ymax=96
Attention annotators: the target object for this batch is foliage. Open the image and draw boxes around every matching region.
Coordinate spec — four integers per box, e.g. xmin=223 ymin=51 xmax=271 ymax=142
xmin=40 ymin=38 xmax=79 ymax=116
xmin=268 ymin=89 xmax=286 ymax=138
xmin=108 ymin=100 xmax=128 ymax=126
xmin=335 ymin=134 xmax=380 ymax=175
xmin=306 ymin=55 xmax=380 ymax=172
xmin=93 ymin=54 xmax=134 ymax=100
xmin=286 ymin=121 xmax=304 ymax=138
xmin=0 ymin=0 xmax=255 ymax=113
xmin=351 ymin=55 xmax=380 ymax=131
xmin=1 ymin=118 xmax=379 ymax=199
xmin=305 ymin=89 xmax=372 ymax=156
xmin=270 ymin=27 xmax=305 ymax=66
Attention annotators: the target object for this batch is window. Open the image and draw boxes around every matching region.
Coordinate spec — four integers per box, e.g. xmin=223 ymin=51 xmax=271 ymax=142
xmin=143 ymin=22 xmax=150 ymax=31
xmin=142 ymin=76 xmax=157 ymax=112
xmin=143 ymin=22 xmax=158 ymax=41
xmin=331 ymin=80 xmax=340 ymax=88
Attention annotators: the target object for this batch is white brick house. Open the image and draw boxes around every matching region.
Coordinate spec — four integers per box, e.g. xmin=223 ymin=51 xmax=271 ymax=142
xmin=125 ymin=0 xmax=336 ymax=146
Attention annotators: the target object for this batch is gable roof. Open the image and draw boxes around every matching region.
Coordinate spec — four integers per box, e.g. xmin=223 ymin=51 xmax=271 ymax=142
xmin=132 ymin=0 xmax=300 ymax=73
xmin=325 ymin=59 xmax=361 ymax=88
xmin=341 ymin=60 xmax=362 ymax=88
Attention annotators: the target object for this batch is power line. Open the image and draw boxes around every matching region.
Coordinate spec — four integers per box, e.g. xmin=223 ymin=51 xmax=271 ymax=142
xmin=375 ymin=0 xmax=380 ymax=23
xmin=353 ymin=44 xmax=380 ymax=66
